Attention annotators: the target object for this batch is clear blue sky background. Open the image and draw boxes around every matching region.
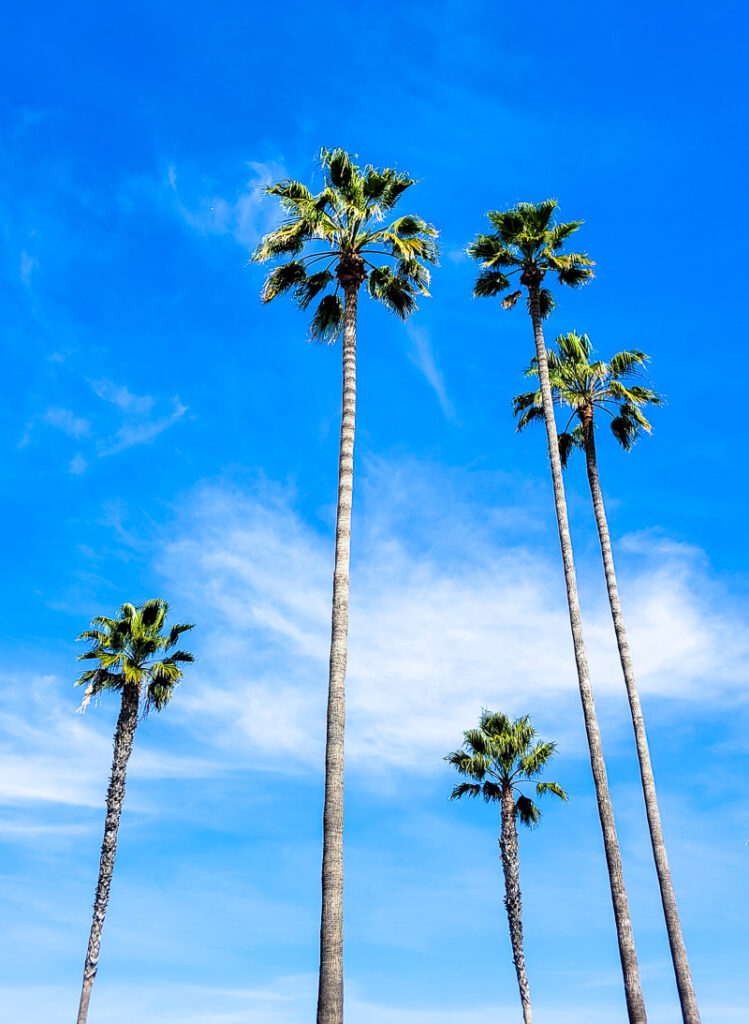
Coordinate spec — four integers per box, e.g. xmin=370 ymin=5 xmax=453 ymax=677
xmin=1 ymin=2 xmax=748 ymax=1022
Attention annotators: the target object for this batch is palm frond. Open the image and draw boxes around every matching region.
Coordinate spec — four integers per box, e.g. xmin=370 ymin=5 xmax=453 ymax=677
xmin=515 ymin=795 xmax=542 ymax=828
xmin=260 ymin=261 xmax=308 ymax=303
xmin=473 ymin=269 xmax=511 ymax=298
xmin=367 ymin=266 xmax=417 ymax=319
xmin=395 ymin=257 xmax=431 ymax=294
xmin=519 ymin=740 xmax=557 ymax=778
xmin=295 ymin=270 xmax=335 ymax=310
xmin=546 ymin=220 xmax=583 ymax=250
xmin=482 ymin=781 xmax=503 ymax=803
xmin=526 ymin=287 xmax=555 ymax=318
xmin=321 ymin=147 xmax=354 ymax=190
xmin=450 ymin=782 xmax=482 ymax=800
xmin=487 ymin=207 xmax=528 ymax=245
xmin=309 ymin=293 xmax=343 ymax=342
xmin=501 ymin=289 xmax=522 ymax=310
xmin=265 ymin=179 xmax=313 ymax=205
xmin=548 ymin=252 xmax=595 ymax=287
xmin=536 ymin=781 xmax=568 ymax=801
xmin=75 ymin=600 xmax=193 ymax=712
xmin=609 ymin=349 xmax=649 ymax=378
xmin=467 ymin=234 xmax=518 ymax=268
xmin=252 ymin=220 xmax=311 ymax=262
xmin=558 ymin=427 xmax=585 ymax=467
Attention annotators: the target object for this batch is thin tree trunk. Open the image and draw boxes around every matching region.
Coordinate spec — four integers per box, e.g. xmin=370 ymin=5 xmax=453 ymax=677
xmin=526 ymin=284 xmax=647 ymax=1024
xmin=316 ymin=283 xmax=358 ymax=1024
xmin=499 ymin=790 xmax=533 ymax=1024
xmin=583 ymin=423 xmax=700 ymax=1024
xmin=77 ymin=683 xmax=140 ymax=1024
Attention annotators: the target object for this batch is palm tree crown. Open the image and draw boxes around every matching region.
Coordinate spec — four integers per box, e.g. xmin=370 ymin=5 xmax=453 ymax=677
xmin=252 ymin=147 xmax=438 ymax=339
xmin=76 ymin=599 xmax=194 ymax=714
xmin=513 ymin=331 xmax=663 ymax=465
xmin=467 ymin=199 xmax=594 ymax=317
xmin=446 ymin=711 xmax=566 ymax=824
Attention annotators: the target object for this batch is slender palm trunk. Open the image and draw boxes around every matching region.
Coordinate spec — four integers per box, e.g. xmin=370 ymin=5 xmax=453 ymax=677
xmin=77 ymin=683 xmax=140 ymax=1024
xmin=499 ymin=790 xmax=532 ymax=1024
xmin=526 ymin=283 xmax=647 ymax=1024
xmin=316 ymin=281 xmax=359 ymax=1024
xmin=583 ymin=422 xmax=700 ymax=1023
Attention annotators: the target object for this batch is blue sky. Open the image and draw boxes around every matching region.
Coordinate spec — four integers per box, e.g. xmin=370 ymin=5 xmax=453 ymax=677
xmin=1 ymin=1 xmax=748 ymax=1021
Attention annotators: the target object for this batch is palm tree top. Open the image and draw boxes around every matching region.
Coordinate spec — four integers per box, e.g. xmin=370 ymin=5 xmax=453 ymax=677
xmin=252 ymin=147 xmax=439 ymax=341
xmin=513 ymin=331 xmax=663 ymax=464
xmin=76 ymin=598 xmax=194 ymax=714
xmin=445 ymin=710 xmax=566 ymax=827
xmin=467 ymin=199 xmax=594 ymax=317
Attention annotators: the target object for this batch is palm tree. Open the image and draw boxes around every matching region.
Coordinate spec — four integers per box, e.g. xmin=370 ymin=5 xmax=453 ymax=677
xmin=514 ymin=332 xmax=700 ymax=1023
xmin=468 ymin=201 xmax=647 ymax=1024
xmin=253 ymin=148 xmax=438 ymax=1024
xmin=446 ymin=711 xmax=567 ymax=1024
xmin=75 ymin=599 xmax=194 ymax=1024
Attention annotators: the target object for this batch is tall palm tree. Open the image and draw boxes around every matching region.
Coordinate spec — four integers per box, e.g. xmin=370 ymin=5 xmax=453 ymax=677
xmin=514 ymin=332 xmax=700 ymax=1023
xmin=253 ymin=148 xmax=438 ymax=1024
xmin=446 ymin=711 xmax=567 ymax=1024
xmin=75 ymin=599 xmax=194 ymax=1024
xmin=468 ymin=201 xmax=647 ymax=1024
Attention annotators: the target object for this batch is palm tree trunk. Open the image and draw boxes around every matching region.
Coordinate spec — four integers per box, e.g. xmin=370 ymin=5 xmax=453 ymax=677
xmin=500 ymin=790 xmax=533 ymax=1024
xmin=316 ymin=283 xmax=358 ymax=1024
xmin=526 ymin=284 xmax=647 ymax=1024
xmin=583 ymin=423 xmax=700 ymax=1023
xmin=77 ymin=683 xmax=140 ymax=1024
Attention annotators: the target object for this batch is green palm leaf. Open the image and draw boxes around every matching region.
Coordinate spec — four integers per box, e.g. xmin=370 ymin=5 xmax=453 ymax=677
xmin=515 ymin=331 xmax=662 ymax=453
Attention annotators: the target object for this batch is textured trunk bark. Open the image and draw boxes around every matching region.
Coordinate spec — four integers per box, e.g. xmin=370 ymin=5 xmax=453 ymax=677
xmin=526 ymin=284 xmax=647 ymax=1024
xmin=76 ymin=683 xmax=140 ymax=1024
xmin=316 ymin=284 xmax=358 ymax=1024
xmin=583 ymin=423 xmax=701 ymax=1024
xmin=499 ymin=790 xmax=533 ymax=1024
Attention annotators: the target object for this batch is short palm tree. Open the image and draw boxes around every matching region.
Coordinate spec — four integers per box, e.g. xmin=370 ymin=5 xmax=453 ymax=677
xmin=253 ymin=148 xmax=437 ymax=1024
xmin=468 ymin=202 xmax=647 ymax=1024
xmin=75 ymin=599 xmax=194 ymax=1024
xmin=446 ymin=711 xmax=567 ymax=1024
xmin=514 ymin=333 xmax=700 ymax=1024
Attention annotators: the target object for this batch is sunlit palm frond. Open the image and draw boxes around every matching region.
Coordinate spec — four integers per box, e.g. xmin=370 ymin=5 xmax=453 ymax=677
xmin=519 ymin=333 xmax=661 ymax=452
xmin=447 ymin=710 xmax=564 ymax=830
xmin=257 ymin=150 xmax=435 ymax=334
xmin=536 ymin=781 xmax=568 ymax=801
xmin=75 ymin=600 xmax=194 ymax=714
xmin=609 ymin=349 xmax=649 ymax=378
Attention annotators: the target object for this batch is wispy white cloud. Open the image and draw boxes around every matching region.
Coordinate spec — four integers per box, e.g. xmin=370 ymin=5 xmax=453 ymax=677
xmin=91 ymin=380 xmax=155 ymax=416
xmin=21 ymin=379 xmax=187 ymax=471
xmin=406 ymin=325 xmax=455 ymax=419
xmin=0 ymin=675 xmax=220 ymax=811
xmin=158 ymin=465 xmax=749 ymax=773
xmin=168 ymin=159 xmax=286 ymax=248
xmin=102 ymin=400 xmax=187 ymax=456
xmin=43 ymin=407 xmax=91 ymax=439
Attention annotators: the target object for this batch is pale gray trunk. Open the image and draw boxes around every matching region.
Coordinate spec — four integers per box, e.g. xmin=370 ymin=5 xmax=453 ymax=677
xmin=583 ymin=423 xmax=700 ymax=1024
xmin=527 ymin=285 xmax=647 ymax=1024
xmin=316 ymin=285 xmax=357 ymax=1024
xmin=76 ymin=683 xmax=140 ymax=1024
xmin=499 ymin=789 xmax=533 ymax=1024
